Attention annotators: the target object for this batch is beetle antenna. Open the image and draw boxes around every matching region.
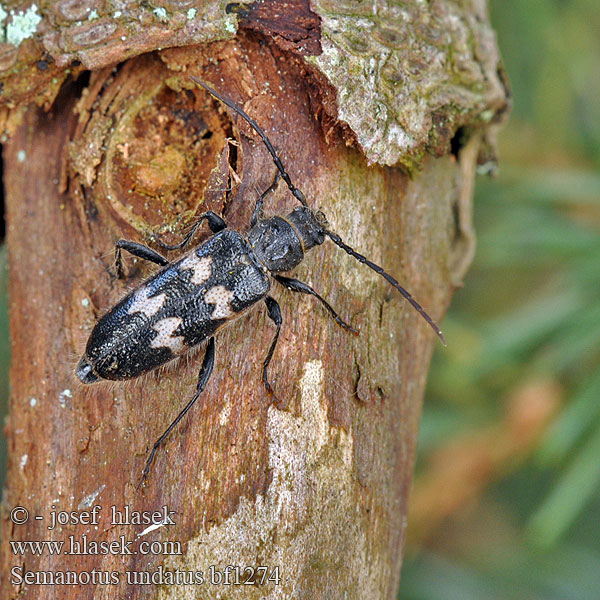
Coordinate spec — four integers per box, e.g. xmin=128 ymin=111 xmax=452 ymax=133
xmin=190 ymin=76 xmax=308 ymax=208
xmin=323 ymin=229 xmax=447 ymax=345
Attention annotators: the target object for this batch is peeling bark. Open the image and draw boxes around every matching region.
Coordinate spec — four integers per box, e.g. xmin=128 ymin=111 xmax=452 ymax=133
xmin=0 ymin=4 xmax=506 ymax=599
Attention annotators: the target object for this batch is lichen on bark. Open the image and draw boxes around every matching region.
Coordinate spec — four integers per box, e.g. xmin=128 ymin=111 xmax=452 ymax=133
xmin=0 ymin=0 xmax=508 ymax=175
xmin=308 ymin=0 xmax=508 ymax=168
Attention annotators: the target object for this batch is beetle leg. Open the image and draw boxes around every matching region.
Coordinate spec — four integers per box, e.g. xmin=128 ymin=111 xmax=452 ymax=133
xmin=139 ymin=337 xmax=216 ymax=488
xmin=155 ymin=211 xmax=227 ymax=251
xmin=115 ymin=240 xmax=169 ymax=279
xmin=274 ymin=275 xmax=358 ymax=335
xmin=251 ymin=172 xmax=281 ymax=227
xmin=200 ymin=211 xmax=227 ymax=234
xmin=263 ymin=296 xmax=282 ymax=403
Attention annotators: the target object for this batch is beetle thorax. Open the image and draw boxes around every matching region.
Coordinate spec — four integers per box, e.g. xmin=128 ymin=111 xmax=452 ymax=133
xmin=247 ymin=207 xmax=326 ymax=273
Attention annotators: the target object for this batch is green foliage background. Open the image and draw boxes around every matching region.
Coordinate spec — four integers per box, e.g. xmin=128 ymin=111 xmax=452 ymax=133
xmin=400 ymin=1 xmax=600 ymax=598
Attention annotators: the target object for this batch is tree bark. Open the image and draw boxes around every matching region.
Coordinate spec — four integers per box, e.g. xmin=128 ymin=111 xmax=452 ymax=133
xmin=0 ymin=4 xmax=507 ymax=599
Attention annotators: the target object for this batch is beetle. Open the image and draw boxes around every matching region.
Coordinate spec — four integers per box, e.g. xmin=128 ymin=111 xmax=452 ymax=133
xmin=76 ymin=77 xmax=446 ymax=484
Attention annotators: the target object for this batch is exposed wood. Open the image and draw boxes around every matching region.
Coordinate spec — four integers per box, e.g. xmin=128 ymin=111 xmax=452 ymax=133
xmin=234 ymin=0 xmax=322 ymax=55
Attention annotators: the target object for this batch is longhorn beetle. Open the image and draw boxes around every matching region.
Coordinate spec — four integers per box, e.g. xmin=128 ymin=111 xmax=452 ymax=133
xmin=76 ymin=77 xmax=446 ymax=485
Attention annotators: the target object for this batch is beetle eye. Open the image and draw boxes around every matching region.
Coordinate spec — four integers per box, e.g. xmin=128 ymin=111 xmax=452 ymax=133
xmin=315 ymin=211 xmax=329 ymax=227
